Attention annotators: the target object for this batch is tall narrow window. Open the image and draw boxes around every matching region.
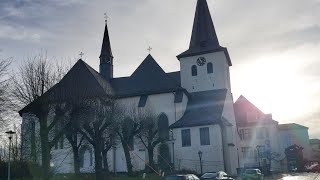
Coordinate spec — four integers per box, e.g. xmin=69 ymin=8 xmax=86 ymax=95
xmin=200 ymin=127 xmax=210 ymax=145
xmin=158 ymin=113 xmax=169 ymax=140
xmin=181 ymin=129 xmax=191 ymax=147
xmin=80 ymin=145 xmax=93 ymax=168
xmin=191 ymin=65 xmax=197 ymax=76
xmin=207 ymin=63 xmax=213 ymax=74
xmin=59 ymin=134 xmax=64 ymax=149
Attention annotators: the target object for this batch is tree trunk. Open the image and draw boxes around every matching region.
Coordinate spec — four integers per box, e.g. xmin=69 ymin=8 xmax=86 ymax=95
xmin=148 ymin=147 xmax=155 ymax=172
xmin=40 ymin=127 xmax=51 ymax=179
xmin=102 ymin=151 xmax=110 ymax=174
xmin=123 ymin=144 xmax=133 ymax=176
xmin=72 ymin=146 xmax=81 ymax=175
xmin=94 ymin=144 xmax=103 ymax=180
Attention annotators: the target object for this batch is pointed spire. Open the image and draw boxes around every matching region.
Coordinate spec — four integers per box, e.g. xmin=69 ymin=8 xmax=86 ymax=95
xmin=99 ymin=19 xmax=114 ymax=80
xmin=99 ymin=21 xmax=113 ymax=64
xmin=177 ymin=0 xmax=233 ymax=66
xmin=190 ymin=0 xmax=220 ymax=49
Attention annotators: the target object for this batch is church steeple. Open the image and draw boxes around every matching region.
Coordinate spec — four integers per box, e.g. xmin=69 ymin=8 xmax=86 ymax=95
xmin=189 ymin=0 xmax=220 ymax=50
xmin=99 ymin=20 xmax=113 ymax=80
xmin=177 ymin=0 xmax=231 ymax=66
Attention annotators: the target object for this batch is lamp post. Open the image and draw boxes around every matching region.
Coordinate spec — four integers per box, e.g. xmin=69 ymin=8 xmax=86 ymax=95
xmin=5 ymin=130 xmax=15 ymax=180
xmin=198 ymin=150 xmax=203 ymax=175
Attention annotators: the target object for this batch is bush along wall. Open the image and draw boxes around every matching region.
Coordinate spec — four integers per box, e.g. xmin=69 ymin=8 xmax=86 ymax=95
xmin=0 ymin=161 xmax=42 ymax=179
xmin=158 ymin=143 xmax=171 ymax=173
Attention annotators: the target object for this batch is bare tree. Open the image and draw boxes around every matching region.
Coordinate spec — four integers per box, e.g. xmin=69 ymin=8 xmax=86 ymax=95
xmin=10 ymin=52 xmax=72 ymax=178
xmin=0 ymin=58 xmax=13 ymax=127
xmin=137 ymin=111 xmax=162 ymax=172
xmin=115 ymin=105 xmax=142 ymax=176
xmin=11 ymin=52 xmax=70 ymax=109
xmin=63 ymin=102 xmax=86 ymax=176
xmin=77 ymin=98 xmax=116 ymax=180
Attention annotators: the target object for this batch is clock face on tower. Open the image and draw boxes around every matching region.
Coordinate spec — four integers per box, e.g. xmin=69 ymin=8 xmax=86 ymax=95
xmin=196 ymin=57 xmax=206 ymax=66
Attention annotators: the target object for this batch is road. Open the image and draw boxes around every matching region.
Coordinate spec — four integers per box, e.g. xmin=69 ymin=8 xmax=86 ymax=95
xmin=276 ymin=173 xmax=320 ymax=180
xmin=237 ymin=173 xmax=320 ymax=180
xmin=265 ymin=172 xmax=320 ymax=180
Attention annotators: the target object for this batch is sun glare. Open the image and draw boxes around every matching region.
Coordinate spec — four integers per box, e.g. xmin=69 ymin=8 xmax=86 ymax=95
xmin=234 ymin=51 xmax=317 ymax=122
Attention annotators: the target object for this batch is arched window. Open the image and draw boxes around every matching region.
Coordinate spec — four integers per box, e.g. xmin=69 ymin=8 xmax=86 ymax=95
xmin=207 ymin=62 xmax=213 ymax=74
xmin=191 ymin=65 xmax=197 ymax=76
xmin=158 ymin=113 xmax=169 ymax=140
xmin=79 ymin=145 xmax=93 ymax=168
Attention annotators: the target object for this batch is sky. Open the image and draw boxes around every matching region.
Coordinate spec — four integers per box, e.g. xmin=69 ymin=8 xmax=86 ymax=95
xmin=0 ymin=0 xmax=320 ymax=137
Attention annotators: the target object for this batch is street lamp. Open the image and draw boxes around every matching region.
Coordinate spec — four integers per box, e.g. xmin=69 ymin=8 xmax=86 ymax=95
xmin=5 ymin=130 xmax=15 ymax=180
xmin=198 ymin=150 xmax=203 ymax=175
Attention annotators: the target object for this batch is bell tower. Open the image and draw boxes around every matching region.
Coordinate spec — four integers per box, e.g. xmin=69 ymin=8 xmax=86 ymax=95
xmin=177 ymin=0 xmax=232 ymax=93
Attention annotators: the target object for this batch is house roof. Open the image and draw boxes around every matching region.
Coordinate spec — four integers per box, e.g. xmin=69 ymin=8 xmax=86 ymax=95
xmin=170 ymin=89 xmax=227 ymax=129
xmin=278 ymin=123 xmax=308 ymax=130
xmin=19 ymin=59 xmax=114 ymax=115
xmin=234 ymin=95 xmax=264 ymax=115
xmin=110 ymin=54 xmax=183 ymax=97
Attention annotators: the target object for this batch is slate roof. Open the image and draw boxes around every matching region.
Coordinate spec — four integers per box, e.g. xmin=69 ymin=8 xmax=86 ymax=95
xmin=19 ymin=59 xmax=114 ymax=115
xmin=110 ymin=55 xmax=183 ymax=98
xmin=176 ymin=0 xmax=232 ymax=66
xmin=99 ymin=22 xmax=113 ymax=63
xmin=167 ymin=71 xmax=181 ymax=86
xmin=170 ymin=89 xmax=227 ymax=128
xmin=278 ymin=123 xmax=308 ymax=130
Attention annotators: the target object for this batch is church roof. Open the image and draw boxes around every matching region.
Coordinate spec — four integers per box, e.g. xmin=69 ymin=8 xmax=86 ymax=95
xmin=177 ymin=0 xmax=232 ymax=66
xmin=170 ymin=89 xmax=227 ymax=129
xmin=111 ymin=54 xmax=183 ymax=97
xmin=19 ymin=59 xmax=114 ymax=115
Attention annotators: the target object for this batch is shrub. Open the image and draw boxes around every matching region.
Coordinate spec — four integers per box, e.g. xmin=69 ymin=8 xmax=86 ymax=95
xmin=0 ymin=161 xmax=42 ymax=179
xmin=158 ymin=143 xmax=171 ymax=173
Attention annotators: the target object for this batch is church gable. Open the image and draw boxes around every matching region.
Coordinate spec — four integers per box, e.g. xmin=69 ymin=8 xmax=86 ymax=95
xmin=111 ymin=55 xmax=183 ymax=97
xmin=19 ymin=59 xmax=114 ymax=115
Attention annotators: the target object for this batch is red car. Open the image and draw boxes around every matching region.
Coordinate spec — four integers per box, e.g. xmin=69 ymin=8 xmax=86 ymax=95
xmin=306 ymin=164 xmax=320 ymax=173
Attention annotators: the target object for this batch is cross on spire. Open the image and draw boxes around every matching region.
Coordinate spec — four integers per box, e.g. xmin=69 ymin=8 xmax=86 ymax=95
xmin=147 ymin=46 xmax=152 ymax=54
xmin=79 ymin=52 xmax=84 ymax=59
xmin=104 ymin=12 xmax=109 ymax=23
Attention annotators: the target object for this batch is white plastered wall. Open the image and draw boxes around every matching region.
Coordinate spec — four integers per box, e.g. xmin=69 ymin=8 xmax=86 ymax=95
xmin=180 ymin=51 xmax=231 ymax=93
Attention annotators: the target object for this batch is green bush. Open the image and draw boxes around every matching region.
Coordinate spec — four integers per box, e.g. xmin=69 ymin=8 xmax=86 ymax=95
xmin=0 ymin=161 xmax=42 ymax=179
xmin=158 ymin=143 xmax=171 ymax=173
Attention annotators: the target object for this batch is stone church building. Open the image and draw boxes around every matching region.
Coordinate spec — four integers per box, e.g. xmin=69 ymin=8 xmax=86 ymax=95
xmin=20 ymin=0 xmax=239 ymax=175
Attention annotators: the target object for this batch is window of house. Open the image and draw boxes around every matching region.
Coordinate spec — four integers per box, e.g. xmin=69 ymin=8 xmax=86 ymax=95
xmin=256 ymin=127 xmax=269 ymax=139
xmin=181 ymin=129 xmax=191 ymax=147
xmin=242 ymin=147 xmax=254 ymax=159
xmin=191 ymin=65 xmax=197 ymax=76
xmin=207 ymin=63 xmax=213 ymax=74
xmin=200 ymin=127 xmax=210 ymax=145
xmin=239 ymin=128 xmax=252 ymax=140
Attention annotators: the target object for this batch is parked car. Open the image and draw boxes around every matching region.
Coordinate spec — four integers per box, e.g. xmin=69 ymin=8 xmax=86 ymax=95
xmin=306 ymin=164 xmax=320 ymax=173
xmin=200 ymin=171 xmax=234 ymax=179
xmin=241 ymin=169 xmax=264 ymax=180
xmin=164 ymin=174 xmax=200 ymax=180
